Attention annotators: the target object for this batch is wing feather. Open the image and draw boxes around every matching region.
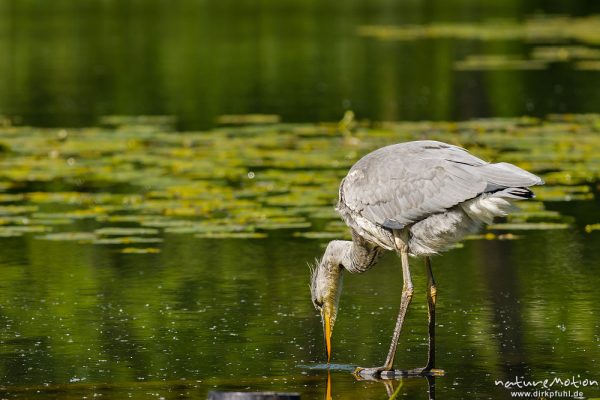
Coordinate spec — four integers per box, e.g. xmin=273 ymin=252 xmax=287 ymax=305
xmin=338 ymin=141 xmax=542 ymax=230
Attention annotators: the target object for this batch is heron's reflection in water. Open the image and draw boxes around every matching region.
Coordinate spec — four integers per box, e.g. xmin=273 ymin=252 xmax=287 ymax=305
xmin=324 ymin=371 xmax=438 ymax=400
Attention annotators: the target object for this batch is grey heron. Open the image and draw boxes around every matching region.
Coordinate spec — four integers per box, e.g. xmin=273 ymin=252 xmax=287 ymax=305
xmin=310 ymin=140 xmax=543 ymax=378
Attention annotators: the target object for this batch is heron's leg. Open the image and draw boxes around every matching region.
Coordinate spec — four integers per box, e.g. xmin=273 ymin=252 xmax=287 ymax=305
xmin=382 ymin=242 xmax=413 ymax=370
xmin=355 ymin=231 xmax=413 ymax=378
xmin=407 ymin=257 xmax=441 ymax=376
xmin=423 ymin=256 xmax=437 ymax=370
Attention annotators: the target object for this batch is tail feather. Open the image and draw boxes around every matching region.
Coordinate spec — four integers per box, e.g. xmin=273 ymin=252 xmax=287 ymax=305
xmin=491 ymin=187 xmax=535 ymax=200
xmin=479 ymin=162 xmax=544 ymax=188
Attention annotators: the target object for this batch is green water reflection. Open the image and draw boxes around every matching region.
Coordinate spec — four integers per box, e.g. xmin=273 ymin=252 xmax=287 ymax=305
xmin=0 ymin=228 xmax=599 ymax=399
xmin=0 ymin=116 xmax=598 ymax=398
xmin=2 ymin=0 xmax=600 ymax=129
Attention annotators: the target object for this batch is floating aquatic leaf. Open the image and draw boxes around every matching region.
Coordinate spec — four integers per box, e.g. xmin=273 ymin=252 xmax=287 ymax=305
xmin=465 ymin=233 xmax=520 ymax=241
xmin=216 ymin=114 xmax=281 ymax=125
xmin=0 ymin=205 xmax=38 ymax=215
xmin=140 ymin=218 xmax=196 ymax=228
xmin=531 ymin=46 xmax=600 ymax=62
xmin=32 ymin=209 xmax=110 ymax=220
xmin=120 ymin=247 xmax=161 ymax=254
xmin=487 ymin=223 xmax=571 ymax=231
xmin=194 ymin=232 xmax=267 ymax=239
xmin=324 ymin=220 xmax=348 ymax=232
xmin=93 ymin=237 xmax=164 ymax=245
xmin=455 ymin=55 xmax=547 ymax=71
xmin=507 ymin=210 xmax=566 ymax=223
xmin=584 ymin=224 xmax=600 ymax=233
xmin=293 ymin=231 xmax=341 ymax=239
xmin=95 ymin=227 xmax=160 ymax=236
xmin=0 ymin=231 xmax=22 ymax=237
xmin=0 ymin=225 xmax=51 ymax=237
xmin=256 ymin=221 xmax=312 ymax=230
xmin=288 ymin=206 xmax=338 ymax=220
xmin=30 ymin=218 xmax=74 ymax=225
xmin=357 ymin=16 xmax=600 ymax=45
xmin=232 ymin=207 xmax=300 ymax=222
xmin=254 ymin=217 xmax=312 ymax=231
xmin=533 ymin=185 xmax=594 ymax=202
xmin=542 ymin=170 xmax=596 ymax=185
xmin=0 ymin=113 xmax=598 ymax=243
xmin=100 ymin=115 xmax=177 ymax=129
xmin=97 ymin=214 xmax=159 ymax=223
xmin=165 ymin=223 xmax=254 ymax=234
xmin=0 ymin=194 xmax=24 ymax=202
xmin=263 ymin=192 xmax=330 ymax=207
xmin=0 ymin=216 xmax=30 ymax=225
xmin=575 ymin=60 xmax=600 ymax=70
xmin=36 ymin=232 xmax=97 ymax=242
xmin=26 ymin=191 xmax=117 ymax=205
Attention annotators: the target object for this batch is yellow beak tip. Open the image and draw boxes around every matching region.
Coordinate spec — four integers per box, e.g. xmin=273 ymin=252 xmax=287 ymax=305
xmin=324 ymin=313 xmax=332 ymax=363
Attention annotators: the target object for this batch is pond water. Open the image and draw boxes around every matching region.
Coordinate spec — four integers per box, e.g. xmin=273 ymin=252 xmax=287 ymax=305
xmin=2 ymin=0 xmax=600 ymax=129
xmin=0 ymin=117 xmax=599 ymax=399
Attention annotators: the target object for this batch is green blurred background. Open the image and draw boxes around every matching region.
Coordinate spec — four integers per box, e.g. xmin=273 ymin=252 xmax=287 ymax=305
xmin=1 ymin=0 xmax=600 ymax=129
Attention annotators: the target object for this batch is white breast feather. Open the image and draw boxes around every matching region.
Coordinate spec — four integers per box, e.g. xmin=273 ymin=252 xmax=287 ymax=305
xmin=461 ymin=195 xmax=516 ymax=224
xmin=408 ymin=194 xmax=517 ymax=256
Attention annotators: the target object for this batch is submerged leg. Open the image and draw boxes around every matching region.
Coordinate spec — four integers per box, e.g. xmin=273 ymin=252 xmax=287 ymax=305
xmin=424 ymin=256 xmax=437 ymax=370
xmin=408 ymin=256 xmax=444 ymax=376
xmin=355 ymin=231 xmax=413 ymax=378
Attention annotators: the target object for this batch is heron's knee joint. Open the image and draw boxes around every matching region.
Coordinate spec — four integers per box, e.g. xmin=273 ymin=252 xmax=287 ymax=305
xmin=403 ymin=285 xmax=414 ymax=301
xmin=429 ymin=285 xmax=437 ymax=302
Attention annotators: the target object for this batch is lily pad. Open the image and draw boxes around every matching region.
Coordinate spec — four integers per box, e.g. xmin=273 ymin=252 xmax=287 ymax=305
xmin=255 ymin=221 xmax=312 ymax=230
xmin=194 ymin=232 xmax=267 ymax=239
xmin=95 ymin=227 xmax=160 ymax=236
xmin=0 ymin=194 xmax=25 ymax=202
xmin=120 ymin=247 xmax=161 ymax=254
xmin=357 ymin=16 xmax=600 ymax=45
xmin=584 ymin=224 xmax=600 ymax=233
xmin=0 ymin=225 xmax=51 ymax=236
xmin=0 ymin=114 xmax=598 ymax=244
xmin=0 ymin=205 xmax=38 ymax=215
xmin=293 ymin=231 xmax=341 ymax=239
xmin=465 ymin=233 xmax=521 ymax=241
xmin=36 ymin=232 xmax=97 ymax=242
xmin=165 ymin=224 xmax=254 ymax=234
xmin=93 ymin=237 xmax=164 ymax=245
xmin=487 ymin=223 xmax=571 ymax=231
xmin=216 ymin=114 xmax=281 ymax=125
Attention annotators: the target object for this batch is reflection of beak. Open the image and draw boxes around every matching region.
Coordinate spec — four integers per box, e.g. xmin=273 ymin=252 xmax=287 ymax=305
xmin=326 ymin=370 xmax=332 ymax=400
xmin=323 ymin=309 xmax=332 ymax=363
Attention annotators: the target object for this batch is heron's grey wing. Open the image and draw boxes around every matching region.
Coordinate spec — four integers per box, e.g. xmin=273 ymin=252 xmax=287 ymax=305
xmin=342 ymin=159 xmax=485 ymax=229
xmin=340 ymin=141 xmax=541 ymax=229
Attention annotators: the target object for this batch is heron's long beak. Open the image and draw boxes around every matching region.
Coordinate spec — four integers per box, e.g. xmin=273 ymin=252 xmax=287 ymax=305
xmin=323 ymin=309 xmax=332 ymax=363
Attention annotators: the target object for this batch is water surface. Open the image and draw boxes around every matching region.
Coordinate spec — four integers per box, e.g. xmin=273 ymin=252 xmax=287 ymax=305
xmin=0 ymin=118 xmax=598 ymax=399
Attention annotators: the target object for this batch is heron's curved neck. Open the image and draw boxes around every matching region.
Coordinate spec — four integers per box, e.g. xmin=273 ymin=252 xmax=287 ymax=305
xmin=324 ymin=232 xmax=382 ymax=274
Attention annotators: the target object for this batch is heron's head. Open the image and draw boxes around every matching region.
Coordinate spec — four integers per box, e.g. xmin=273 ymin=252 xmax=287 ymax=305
xmin=310 ymin=255 xmax=343 ymax=363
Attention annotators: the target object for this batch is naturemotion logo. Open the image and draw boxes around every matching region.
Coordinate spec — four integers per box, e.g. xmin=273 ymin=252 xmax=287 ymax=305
xmin=494 ymin=375 xmax=598 ymax=399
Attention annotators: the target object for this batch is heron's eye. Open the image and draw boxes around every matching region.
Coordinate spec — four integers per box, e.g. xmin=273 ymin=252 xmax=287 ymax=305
xmin=313 ymin=299 xmax=324 ymax=311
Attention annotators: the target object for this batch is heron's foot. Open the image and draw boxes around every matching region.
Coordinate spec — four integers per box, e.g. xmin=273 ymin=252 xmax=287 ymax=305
xmin=354 ymin=366 xmax=445 ymax=380
xmin=406 ymin=367 xmax=445 ymax=376
xmin=353 ymin=366 xmax=395 ymax=380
